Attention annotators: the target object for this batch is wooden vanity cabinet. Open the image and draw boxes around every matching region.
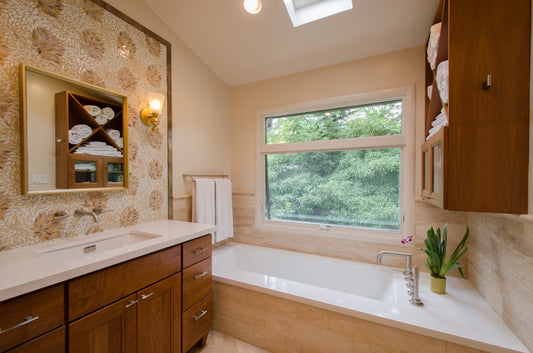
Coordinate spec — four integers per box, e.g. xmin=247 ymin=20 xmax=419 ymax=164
xmin=0 ymin=284 xmax=65 ymax=353
xmin=69 ymin=273 xmax=181 ymax=353
xmin=422 ymin=0 xmax=530 ymax=213
xmin=0 ymin=232 xmax=214 ymax=353
xmin=181 ymin=235 xmax=213 ymax=352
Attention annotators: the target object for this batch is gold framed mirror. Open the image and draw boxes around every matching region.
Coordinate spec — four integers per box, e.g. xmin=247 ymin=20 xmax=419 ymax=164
xmin=20 ymin=64 xmax=128 ymax=195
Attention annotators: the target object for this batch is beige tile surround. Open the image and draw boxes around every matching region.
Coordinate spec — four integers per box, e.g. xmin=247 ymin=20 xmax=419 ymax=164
xmin=174 ymin=193 xmax=533 ymax=352
xmin=213 ymin=282 xmax=488 ymax=353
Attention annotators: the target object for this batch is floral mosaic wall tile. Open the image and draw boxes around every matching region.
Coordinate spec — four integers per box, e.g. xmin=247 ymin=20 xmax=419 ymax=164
xmin=0 ymin=0 xmax=169 ymax=250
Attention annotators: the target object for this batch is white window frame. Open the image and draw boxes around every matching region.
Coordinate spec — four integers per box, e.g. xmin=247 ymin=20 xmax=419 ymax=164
xmin=255 ymin=86 xmax=415 ymax=243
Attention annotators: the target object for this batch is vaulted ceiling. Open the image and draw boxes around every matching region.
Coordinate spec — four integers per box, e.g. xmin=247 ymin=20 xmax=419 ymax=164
xmin=144 ymin=0 xmax=439 ymax=86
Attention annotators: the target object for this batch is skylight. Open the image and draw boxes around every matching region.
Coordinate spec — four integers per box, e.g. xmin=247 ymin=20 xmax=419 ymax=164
xmin=283 ymin=0 xmax=353 ymax=27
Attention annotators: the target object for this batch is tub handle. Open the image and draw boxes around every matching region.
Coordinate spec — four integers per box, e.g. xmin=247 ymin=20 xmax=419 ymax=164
xmin=194 ymin=271 xmax=208 ymax=279
xmin=193 ymin=247 xmax=208 ymax=255
xmin=193 ymin=310 xmax=208 ymax=321
xmin=0 ymin=316 xmax=39 ymax=334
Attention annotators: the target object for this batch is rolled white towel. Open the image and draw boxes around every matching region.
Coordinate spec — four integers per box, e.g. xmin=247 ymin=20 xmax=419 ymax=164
xmin=69 ymin=130 xmax=82 ymax=145
xmin=427 ymin=85 xmax=433 ymax=99
xmin=436 ymin=60 xmax=449 ymax=104
xmin=105 ymin=129 xmax=121 ymax=141
xmin=102 ymin=107 xmax=115 ymax=120
xmin=95 ymin=114 xmax=107 ymax=125
xmin=71 ymin=124 xmax=92 ymax=138
xmin=84 ymin=105 xmax=102 ymax=117
xmin=116 ymin=137 xmax=123 ymax=149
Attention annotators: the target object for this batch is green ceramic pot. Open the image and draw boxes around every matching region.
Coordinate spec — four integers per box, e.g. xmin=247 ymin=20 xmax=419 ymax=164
xmin=430 ymin=275 xmax=446 ymax=294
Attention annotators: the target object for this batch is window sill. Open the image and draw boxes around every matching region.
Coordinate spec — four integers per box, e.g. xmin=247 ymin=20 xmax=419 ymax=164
xmin=254 ymin=220 xmax=404 ymax=246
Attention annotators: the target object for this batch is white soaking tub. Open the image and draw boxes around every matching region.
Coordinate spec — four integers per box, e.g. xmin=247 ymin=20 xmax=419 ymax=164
xmin=213 ymin=243 xmax=529 ymax=353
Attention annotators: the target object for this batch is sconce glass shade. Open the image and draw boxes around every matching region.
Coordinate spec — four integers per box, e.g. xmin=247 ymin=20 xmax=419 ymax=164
xmin=148 ymin=92 xmax=165 ymax=115
xmin=244 ymin=0 xmax=262 ymax=14
xmin=141 ymin=92 xmax=165 ymax=132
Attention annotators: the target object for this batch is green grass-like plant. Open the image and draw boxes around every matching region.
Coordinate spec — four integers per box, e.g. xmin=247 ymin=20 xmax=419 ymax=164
xmin=419 ymin=223 xmax=469 ymax=279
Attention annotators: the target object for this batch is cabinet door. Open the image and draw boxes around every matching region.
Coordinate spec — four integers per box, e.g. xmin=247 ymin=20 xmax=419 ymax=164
xmin=448 ymin=0 xmax=530 ymax=213
xmin=421 ymin=127 xmax=447 ymax=209
xmin=137 ymin=273 xmax=181 ymax=353
xmin=69 ymin=294 xmax=137 ymax=353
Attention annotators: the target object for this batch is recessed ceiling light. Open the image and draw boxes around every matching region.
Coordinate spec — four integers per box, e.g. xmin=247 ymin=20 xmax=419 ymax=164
xmin=244 ymin=0 xmax=262 ymax=14
xmin=283 ymin=0 xmax=353 ymax=27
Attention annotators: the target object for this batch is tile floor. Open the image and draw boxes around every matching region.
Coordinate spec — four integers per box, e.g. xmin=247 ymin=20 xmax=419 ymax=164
xmin=187 ymin=331 xmax=269 ymax=353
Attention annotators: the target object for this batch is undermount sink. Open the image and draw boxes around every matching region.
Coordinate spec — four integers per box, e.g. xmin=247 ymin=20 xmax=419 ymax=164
xmin=38 ymin=231 xmax=161 ymax=261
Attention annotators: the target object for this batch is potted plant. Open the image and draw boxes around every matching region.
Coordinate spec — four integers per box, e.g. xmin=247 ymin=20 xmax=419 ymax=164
xmin=419 ymin=223 xmax=469 ymax=294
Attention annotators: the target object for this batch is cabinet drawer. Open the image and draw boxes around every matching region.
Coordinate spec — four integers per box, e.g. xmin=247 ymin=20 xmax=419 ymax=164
xmin=183 ymin=235 xmax=212 ymax=268
xmin=182 ymin=257 xmax=212 ymax=310
xmin=182 ymin=294 xmax=212 ymax=353
xmin=0 ymin=284 xmax=64 ymax=352
xmin=68 ymin=245 xmax=181 ymax=321
xmin=5 ymin=326 xmax=65 ymax=353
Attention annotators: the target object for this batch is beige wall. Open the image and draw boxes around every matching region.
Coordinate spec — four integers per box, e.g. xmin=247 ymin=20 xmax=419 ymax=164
xmin=105 ymin=0 xmax=231 ymax=199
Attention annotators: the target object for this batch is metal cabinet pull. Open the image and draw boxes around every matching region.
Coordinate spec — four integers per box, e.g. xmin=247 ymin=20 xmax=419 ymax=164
xmin=194 ymin=271 xmax=208 ymax=279
xmin=125 ymin=300 xmax=138 ymax=308
xmin=193 ymin=310 xmax=207 ymax=321
xmin=482 ymin=74 xmax=492 ymax=89
xmin=193 ymin=247 xmax=208 ymax=255
xmin=0 ymin=316 xmax=39 ymax=334
xmin=141 ymin=292 xmax=154 ymax=300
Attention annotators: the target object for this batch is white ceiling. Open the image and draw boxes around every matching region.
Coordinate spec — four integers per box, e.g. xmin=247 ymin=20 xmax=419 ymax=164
xmin=143 ymin=0 xmax=439 ymax=86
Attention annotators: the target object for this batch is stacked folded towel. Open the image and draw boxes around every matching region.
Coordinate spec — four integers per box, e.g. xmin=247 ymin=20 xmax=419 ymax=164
xmin=69 ymin=130 xmax=82 ymax=145
xmin=105 ymin=129 xmax=121 ymax=141
xmin=427 ymin=22 xmax=441 ymax=70
xmin=84 ymin=105 xmax=116 ymax=125
xmin=74 ymin=141 xmax=123 ymax=157
xmin=71 ymin=124 xmax=92 ymax=138
xmin=426 ymin=108 xmax=448 ymax=140
xmin=74 ymin=162 xmax=96 ymax=171
xmin=436 ymin=60 xmax=449 ymax=104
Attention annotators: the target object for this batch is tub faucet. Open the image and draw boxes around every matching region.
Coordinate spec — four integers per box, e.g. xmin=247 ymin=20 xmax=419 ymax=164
xmin=376 ymin=251 xmax=423 ymax=306
xmin=376 ymin=251 xmax=412 ymax=277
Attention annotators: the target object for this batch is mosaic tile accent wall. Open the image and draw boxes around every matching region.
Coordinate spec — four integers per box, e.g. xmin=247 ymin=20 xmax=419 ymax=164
xmin=0 ymin=0 xmax=169 ymax=250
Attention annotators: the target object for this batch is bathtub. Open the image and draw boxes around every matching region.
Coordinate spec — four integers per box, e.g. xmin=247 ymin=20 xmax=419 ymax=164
xmin=213 ymin=243 xmax=529 ymax=353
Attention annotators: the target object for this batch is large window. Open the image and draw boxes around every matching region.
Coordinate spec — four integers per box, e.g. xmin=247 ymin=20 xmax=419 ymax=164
xmin=256 ymin=88 xmax=414 ymax=238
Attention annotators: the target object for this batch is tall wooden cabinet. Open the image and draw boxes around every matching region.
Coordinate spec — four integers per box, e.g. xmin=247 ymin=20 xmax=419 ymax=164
xmin=422 ymin=0 xmax=530 ymax=213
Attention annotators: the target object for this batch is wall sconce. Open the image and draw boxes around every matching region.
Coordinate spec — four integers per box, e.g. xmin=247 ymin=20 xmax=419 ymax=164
xmin=244 ymin=0 xmax=262 ymax=14
xmin=140 ymin=92 xmax=165 ymax=132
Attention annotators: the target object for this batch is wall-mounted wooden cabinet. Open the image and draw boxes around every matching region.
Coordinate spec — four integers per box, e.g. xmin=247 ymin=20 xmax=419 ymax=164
xmin=55 ymin=91 xmax=126 ymax=189
xmin=422 ymin=0 xmax=530 ymax=214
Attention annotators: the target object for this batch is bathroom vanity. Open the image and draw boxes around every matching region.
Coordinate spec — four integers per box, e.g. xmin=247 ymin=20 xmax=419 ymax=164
xmin=0 ymin=220 xmax=215 ymax=353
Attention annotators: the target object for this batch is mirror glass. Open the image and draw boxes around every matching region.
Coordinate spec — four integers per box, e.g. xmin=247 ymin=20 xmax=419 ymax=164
xmin=21 ymin=64 xmax=128 ymax=195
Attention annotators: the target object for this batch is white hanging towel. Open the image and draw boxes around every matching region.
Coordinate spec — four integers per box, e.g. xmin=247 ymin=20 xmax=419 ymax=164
xmin=215 ymin=178 xmax=233 ymax=243
xmin=192 ymin=179 xmax=216 ymax=227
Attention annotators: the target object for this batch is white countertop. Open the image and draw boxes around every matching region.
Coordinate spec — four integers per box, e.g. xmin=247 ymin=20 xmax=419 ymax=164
xmin=0 ymin=220 xmax=217 ymax=302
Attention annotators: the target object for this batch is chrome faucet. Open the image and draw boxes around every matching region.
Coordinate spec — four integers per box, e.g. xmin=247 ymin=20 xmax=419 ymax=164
xmin=74 ymin=208 xmax=99 ymax=222
xmin=377 ymin=251 xmax=423 ymax=306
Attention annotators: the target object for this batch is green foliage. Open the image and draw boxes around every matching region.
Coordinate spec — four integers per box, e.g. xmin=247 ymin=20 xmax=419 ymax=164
xmin=419 ymin=224 xmax=469 ymax=278
xmin=265 ymin=101 xmax=402 ymax=230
